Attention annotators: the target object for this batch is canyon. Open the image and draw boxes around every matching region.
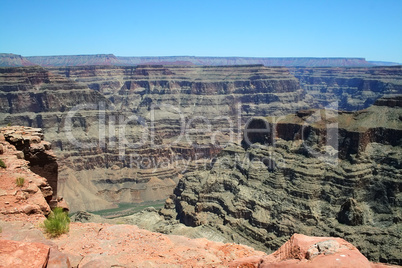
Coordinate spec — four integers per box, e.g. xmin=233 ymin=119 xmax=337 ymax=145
xmin=152 ymin=95 xmax=402 ymax=264
xmin=0 ymin=59 xmax=401 ymax=265
xmin=0 ymin=125 xmax=399 ymax=268
xmin=0 ymin=126 xmax=395 ymax=267
xmin=0 ymin=64 xmax=401 ymax=213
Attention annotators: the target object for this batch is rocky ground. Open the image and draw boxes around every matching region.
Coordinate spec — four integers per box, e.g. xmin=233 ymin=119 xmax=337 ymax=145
xmin=2 ymin=220 xmax=399 ymax=268
xmin=0 ymin=220 xmax=267 ymax=268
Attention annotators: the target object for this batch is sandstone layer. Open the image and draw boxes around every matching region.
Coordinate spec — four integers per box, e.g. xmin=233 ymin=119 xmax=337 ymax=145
xmin=0 ymin=126 xmax=69 ymax=222
xmin=0 ymin=239 xmax=51 ymax=268
xmin=0 ymin=53 xmax=35 ymax=67
xmin=157 ymin=96 xmax=402 ymax=264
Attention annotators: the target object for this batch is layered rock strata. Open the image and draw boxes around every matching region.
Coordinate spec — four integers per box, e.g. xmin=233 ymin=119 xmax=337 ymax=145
xmin=0 ymin=65 xmax=309 ymax=212
xmin=1 ymin=65 xmax=401 ymax=213
xmin=291 ymin=66 xmax=402 ymax=110
xmin=161 ymin=96 xmax=402 ymax=264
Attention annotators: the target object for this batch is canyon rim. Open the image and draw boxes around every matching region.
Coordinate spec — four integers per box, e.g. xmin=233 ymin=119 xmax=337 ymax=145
xmin=0 ymin=54 xmax=401 ymax=266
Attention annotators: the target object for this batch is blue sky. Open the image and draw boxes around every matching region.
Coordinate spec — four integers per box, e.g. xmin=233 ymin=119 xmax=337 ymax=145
xmin=0 ymin=0 xmax=401 ymax=62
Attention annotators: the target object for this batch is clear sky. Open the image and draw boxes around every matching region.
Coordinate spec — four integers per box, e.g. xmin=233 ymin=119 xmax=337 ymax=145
xmin=0 ymin=0 xmax=401 ymax=62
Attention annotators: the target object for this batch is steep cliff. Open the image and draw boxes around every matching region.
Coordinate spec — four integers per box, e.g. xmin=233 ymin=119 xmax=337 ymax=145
xmin=0 ymin=126 xmax=68 ymax=222
xmin=55 ymin=65 xmax=308 ymax=211
xmin=291 ymin=66 xmax=402 ymax=110
xmin=162 ymin=96 xmax=402 ymax=264
xmin=49 ymin=64 xmax=308 ymax=128
xmin=1 ymin=65 xmax=401 ymax=214
xmin=0 ymin=66 xmax=119 ymax=211
xmin=0 ymin=65 xmax=309 ymax=212
xmin=0 ymin=128 xmax=395 ymax=267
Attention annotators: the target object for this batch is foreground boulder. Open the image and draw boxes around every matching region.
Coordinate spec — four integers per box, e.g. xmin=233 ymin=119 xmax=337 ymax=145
xmin=232 ymin=234 xmax=397 ymax=268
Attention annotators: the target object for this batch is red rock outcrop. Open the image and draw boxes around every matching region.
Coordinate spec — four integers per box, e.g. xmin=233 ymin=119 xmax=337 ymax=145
xmin=232 ymin=234 xmax=398 ymax=268
xmin=0 ymin=239 xmax=50 ymax=268
xmin=0 ymin=219 xmax=266 ymax=268
xmin=1 ymin=220 xmax=397 ymax=268
xmin=1 ymin=126 xmax=58 ymax=201
xmin=0 ymin=126 xmax=69 ymax=222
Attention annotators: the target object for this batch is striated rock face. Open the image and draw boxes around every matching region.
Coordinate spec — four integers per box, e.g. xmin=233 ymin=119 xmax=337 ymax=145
xmin=53 ymin=65 xmax=308 ymax=212
xmin=0 ymin=64 xmax=401 ymax=213
xmin=0 ymin=65 xmax=309 ymax=212
xmin=0 ymin=66 xmax=120 ymax=211
xmin=163 ymin=97 xmax=402 ymax=264
xmin=291 ymin=66 xmax=402 ymax=110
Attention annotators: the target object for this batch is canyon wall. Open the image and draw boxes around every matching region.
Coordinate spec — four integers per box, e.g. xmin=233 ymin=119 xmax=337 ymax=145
xmin=0 ymin=65 xmax=308 ymax=212
xmin=290 ymin=66 xmax=402 ymax=110
xmin=161 ymin=96 xmax=402 ymax=264
xmin=0 ymin=64 xmax=401 ymax=214
xmin=0 ymin=126 xmax=70 ymax=221
xmin=0 ymin=127 xmax=393 ymax=267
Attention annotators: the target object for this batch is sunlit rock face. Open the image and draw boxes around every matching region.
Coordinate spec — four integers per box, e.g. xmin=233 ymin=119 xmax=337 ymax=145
xmin=0 ymin=126 xmax=61 ymax=222
xmin=290 ymin=66 xmax=402 ymax=110
xmin=0 ymin=65 xmax=309 ymax=212
xmin=0 ymin=64 xmax=401 ymax=212
xmin=164 ymin=96 xmax=402 ymax=264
